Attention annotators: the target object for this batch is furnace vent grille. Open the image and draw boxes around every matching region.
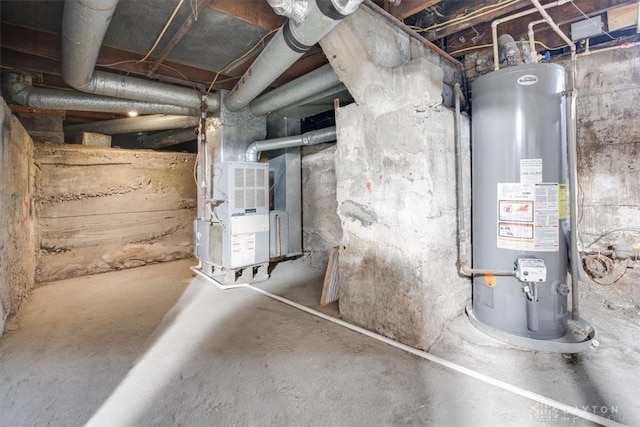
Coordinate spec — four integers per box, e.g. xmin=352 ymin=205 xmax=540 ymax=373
xmin=231 ymin=165 xmax=268 ymax=212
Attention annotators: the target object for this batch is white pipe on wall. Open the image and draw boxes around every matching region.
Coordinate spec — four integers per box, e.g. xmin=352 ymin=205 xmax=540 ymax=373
xmin=491 ymin=0 xmax=572 ymax=70
xmin=527 ymin=18 xmax=547 ymax=63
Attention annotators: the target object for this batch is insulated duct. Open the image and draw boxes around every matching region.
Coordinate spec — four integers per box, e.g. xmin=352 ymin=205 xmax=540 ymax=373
xmin=245 ymin=126 xmax=336 ymax=161
xmin=61 ymin=0 xmax=219 ymax=111
xmin=64 ymin=115 xmax=199 ymax=135
xmin=224 ymin=0 xmax=363 ymax=112
xmin=139 ymin=128 xmax=197 ymax=148
xmin=249 ymin=64 xmax=341 ymax=116
xmin=497 ymin=34 xmax=523 ymax=67
xmin=3 ymin=73 xmax=198 ymax=116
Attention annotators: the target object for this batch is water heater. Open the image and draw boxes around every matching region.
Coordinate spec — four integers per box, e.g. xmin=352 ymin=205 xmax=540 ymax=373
xmin=469 ymin=63 xmax=570 ymax=340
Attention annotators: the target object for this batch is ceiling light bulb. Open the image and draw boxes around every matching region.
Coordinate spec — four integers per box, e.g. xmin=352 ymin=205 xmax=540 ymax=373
xmin=128 ymin=110 xmax=139 ymax=117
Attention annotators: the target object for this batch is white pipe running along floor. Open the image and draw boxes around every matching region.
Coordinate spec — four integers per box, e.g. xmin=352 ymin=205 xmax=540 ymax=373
xmin=1 ymin=259 xmax=636 ymax=425
xmin=190 ymin=267 xmax=624 ymax=427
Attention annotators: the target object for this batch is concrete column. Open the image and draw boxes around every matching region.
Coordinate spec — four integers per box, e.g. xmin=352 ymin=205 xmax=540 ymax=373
xmin=319 ymin=7 xmax=470 ymax=350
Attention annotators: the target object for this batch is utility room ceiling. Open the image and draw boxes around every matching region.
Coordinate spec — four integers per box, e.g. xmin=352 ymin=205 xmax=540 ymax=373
xmin=1 ymin=0 xmax=638 ymax=125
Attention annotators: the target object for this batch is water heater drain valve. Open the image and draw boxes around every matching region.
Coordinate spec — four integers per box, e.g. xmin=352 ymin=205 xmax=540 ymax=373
xmin=514 ymin=258 xmax=547 ymax=283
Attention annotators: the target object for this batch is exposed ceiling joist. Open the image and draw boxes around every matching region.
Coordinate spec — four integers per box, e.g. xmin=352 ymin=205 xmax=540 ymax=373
xmin=389 ymin=0 xmax=443 ymax=20
xmin=425 ymin=0 xmax=533 ymax=42
xmin=207 ymin=0 xmax=285 ymax=31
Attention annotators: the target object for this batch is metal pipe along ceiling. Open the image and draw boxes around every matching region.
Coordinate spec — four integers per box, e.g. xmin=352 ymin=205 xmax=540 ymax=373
xmin=249 ymin=64 xmax=341 ymax=116
xmin=3 ymin=73 xmax=198 ymax=116
xmin=64 ymin=115 xmax=199 ymax=135
xmin=225 ymin=0 xmax=363 ymax=112
xmin=61 ymin=0 xmax=219 ymax=112
xmin=245 ymin=126 xmax=337 ymax=161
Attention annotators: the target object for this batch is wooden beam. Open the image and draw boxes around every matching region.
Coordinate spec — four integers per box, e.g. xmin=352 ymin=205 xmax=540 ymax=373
xmin=207 ymin=0 xmax=285 ymax=31
xmin=63 ymin=111 xmax=129 ymax=123
xmin=1 ymin=48 xmax=63 ymax=76
xmin=608 ymin=2 xmax=639 ymax=31
xmin=9 ymin=105 xmax=67 ymax=117
xmin=389 ymin=0 xmax=443 ymax=20
xmin=427 ymin=0 xmax=532 ymax=42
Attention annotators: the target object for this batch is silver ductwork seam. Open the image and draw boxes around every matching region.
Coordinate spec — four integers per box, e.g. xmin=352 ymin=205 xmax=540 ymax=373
xmin=64 ymin=115 xmax=199 ymax=135
xmin=139 ymin=128 xmax=198 ymax=148
xmin=62 ymin=0 xmax=219 ymax=111
xmin=2 ymin=73 xmax=198 ymax=116
xmin=246 ymin=126 xmax=337 ymax=161
xmin=225 ymin=0 xmax=363 ymax=112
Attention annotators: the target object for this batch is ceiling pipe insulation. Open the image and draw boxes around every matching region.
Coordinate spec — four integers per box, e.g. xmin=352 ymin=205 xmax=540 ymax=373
xmin=7 ymin=0 xmax=358 ymax=137
xmin=62 ymin=0 xmax=357 ymax=117
xmin=224 ymin=0 xmax=363 ymax=112
xmin=64 ymin=115 xmax=199 ymax=135
xmin=248 ymin=63 xmax=342 ymax=116
xmin=2 ymin=73 xmax=198 ymax=116
xmin=61 ymin=0 xmax=219 ymax=112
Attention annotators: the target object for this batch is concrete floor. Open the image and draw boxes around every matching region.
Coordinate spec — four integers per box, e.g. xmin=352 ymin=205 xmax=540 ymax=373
xmin=0 ymin=258 xmax=637 ymax=426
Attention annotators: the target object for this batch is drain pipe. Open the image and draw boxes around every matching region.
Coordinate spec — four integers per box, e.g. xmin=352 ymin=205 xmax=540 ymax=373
xmin=61 ymin=0 xmax=219 ymax=111
xmin=3 ymin=73 xmax=198 ymax=116
xmin=528 ymin=0 xmax=580 ymax=319
xmin=491 ymin=0 xmax=571 ymax=70
xmin=454 ymin=83 xmax=514 ymax=278
xmin=189 ymin=267 xmax=621 ymax=427
xmin=64 ymin=115 xmax=199 ymax=135
xmin=249 ymin=64 xmax=342 ymax=116
xmin=139 ymin=128 xmax=197 ymax=148
xmin=245 ymin=126 xmax=337 ymax=162
xmin=224 ymin=0 xmax=363 ymax=112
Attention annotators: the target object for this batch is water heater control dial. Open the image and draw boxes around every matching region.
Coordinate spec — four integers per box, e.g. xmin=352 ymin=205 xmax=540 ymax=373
xmin=515 ymin=258 xmax=547 ymax=283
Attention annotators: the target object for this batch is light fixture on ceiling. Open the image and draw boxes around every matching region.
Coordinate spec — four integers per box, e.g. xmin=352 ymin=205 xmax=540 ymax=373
xmin=128 ymin=110 xmax=139 ymax=117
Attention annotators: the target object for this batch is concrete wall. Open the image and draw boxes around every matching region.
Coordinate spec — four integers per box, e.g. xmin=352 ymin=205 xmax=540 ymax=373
xmin=34 ymin=145 xmax=196 ymax=282
xmin=0 ymin=99 xmax=37 ymax=335
xmin=320 ymin=8 xmax=471 ymax=350
xmin=565 ymin=46 xmax=640 ymax=251
xmin=301 ymin=145 xmax=342 ymax=266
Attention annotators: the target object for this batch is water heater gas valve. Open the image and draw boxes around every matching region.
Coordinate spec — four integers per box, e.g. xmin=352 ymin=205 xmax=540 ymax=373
xmin=514 ymin=258 xmax=547 ymax=283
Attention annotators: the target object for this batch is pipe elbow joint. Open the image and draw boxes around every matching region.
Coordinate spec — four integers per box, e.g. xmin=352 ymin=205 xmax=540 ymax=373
xmin=246 ymin=143 xmax=260 ymax=162
xmin=4 ymin=73 xmax=31 ymax=105
xmin=329 ymin=0 xmax=364 ymax=16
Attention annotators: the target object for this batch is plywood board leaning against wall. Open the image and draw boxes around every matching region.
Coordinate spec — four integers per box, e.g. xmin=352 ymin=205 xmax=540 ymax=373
xmin=34 ymin=145 xmax=197 ymax=282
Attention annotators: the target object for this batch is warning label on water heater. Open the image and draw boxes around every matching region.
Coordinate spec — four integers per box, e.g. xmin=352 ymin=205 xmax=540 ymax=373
xmin=497 ymin=183 xmax=559 ymax=252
